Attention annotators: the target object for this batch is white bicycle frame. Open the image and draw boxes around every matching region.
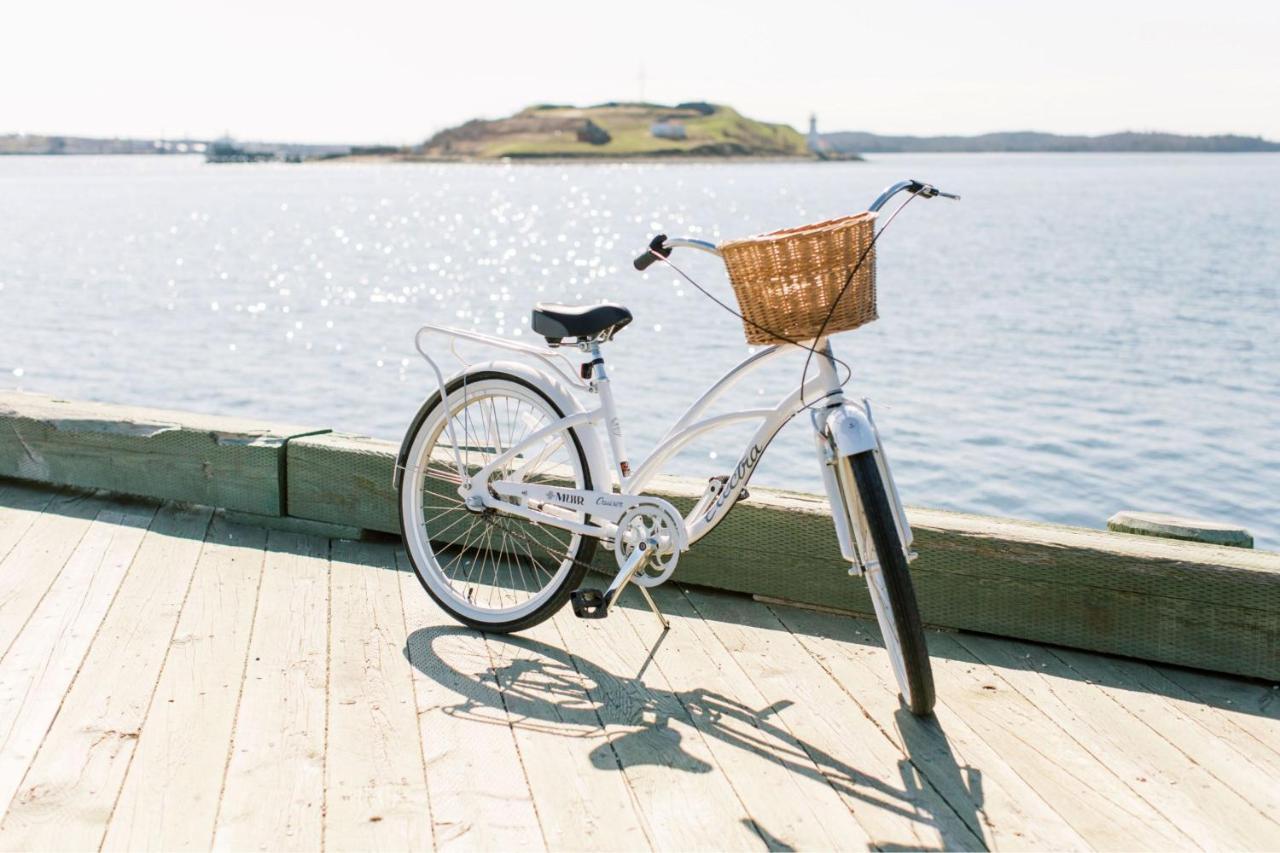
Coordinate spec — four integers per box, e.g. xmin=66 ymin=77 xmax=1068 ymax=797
xmin=409 ymin=321 xmax=912 ymax=573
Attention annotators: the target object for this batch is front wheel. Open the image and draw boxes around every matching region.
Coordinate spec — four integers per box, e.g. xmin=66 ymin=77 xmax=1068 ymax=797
xmin=843 ymin=451 xmax=936 ymax=715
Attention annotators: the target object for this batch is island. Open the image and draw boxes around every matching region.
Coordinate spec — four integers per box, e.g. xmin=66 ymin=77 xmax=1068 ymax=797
xmin=398 ymin=102 xmax=835 ymax=161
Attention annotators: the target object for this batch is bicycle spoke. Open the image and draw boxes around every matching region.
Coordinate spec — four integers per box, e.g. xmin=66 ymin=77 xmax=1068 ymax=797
xmin=423 ymin=506 xmax=479 ymax=544
xmin=503 ymin=518 xmax=559 ymax=584
xmin=438 ymin=516 xmax=488 ymax=580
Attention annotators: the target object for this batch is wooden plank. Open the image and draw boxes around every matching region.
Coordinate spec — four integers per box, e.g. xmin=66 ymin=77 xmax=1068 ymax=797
xmin=1155 ymin=666 xmax=1280 ymax=761
xmin=480 ymin=611 xmax=652 ymax=851
xmin=612 ymin=586 xmax=873 ymax=850
xmin=953 ymin=633 xmax=1280 ymax=848
xmin=549 ymin=591 xmax=764 ymax=851
xmin=0 ymin=391 xmax=325 ymax=516
xmin=768 ymin=600 xmax=1090 ymax=850
xmin=922 ymin=631 xmax=1194 ymax=850
xmin=324 ymin=539 xmax=432 ymax=850
xmin=101 ymin=518 xmax=268 ymax=852
xmin=0 ymin=481 xmax=58 ymax=564
xmin=0 ymin=501 xmax=156 ymax=819
xmin=1157 ymin=665 xmax=1280 ymax=719
xmin=0 ymin=503 xmax=212 ymax=849
xmin=397 ymin=555 xmax=544 ymax=851
xmin=0 ymin=489 xmax=107 ymax=659
xmin=212 ymin=531 xmax=330 ymax=851
xmin=682 ymin=586 xmax=982 ymax=851
xmin=1125 ymin=665 xmax=1280 ymax=780
xmin=1047 ymin=645 xmax=1280 ymax=835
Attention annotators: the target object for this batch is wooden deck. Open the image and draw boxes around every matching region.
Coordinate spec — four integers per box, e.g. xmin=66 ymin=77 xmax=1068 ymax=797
xmin=0 ymin=479 xmax=1277 ymax=851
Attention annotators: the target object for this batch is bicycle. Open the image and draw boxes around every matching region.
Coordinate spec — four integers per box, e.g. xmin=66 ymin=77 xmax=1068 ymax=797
xmin=394 ymin=179 xmax=958 ymax=715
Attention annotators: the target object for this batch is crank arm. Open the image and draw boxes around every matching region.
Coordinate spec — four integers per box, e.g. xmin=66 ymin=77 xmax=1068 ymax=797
xmin=570 ymin=538 xmax=651 ymax=619
xmin=603 ymin=538 xmax=652 ymax=608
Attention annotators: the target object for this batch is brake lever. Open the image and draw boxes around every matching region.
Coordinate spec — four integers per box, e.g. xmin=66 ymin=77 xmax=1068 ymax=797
xmin=914 ymin=182 xmax=961 ymax=201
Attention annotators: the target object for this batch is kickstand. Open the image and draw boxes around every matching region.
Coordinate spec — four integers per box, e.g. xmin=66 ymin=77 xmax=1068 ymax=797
xmin=636 ymin=584 xmax=670 ymax=632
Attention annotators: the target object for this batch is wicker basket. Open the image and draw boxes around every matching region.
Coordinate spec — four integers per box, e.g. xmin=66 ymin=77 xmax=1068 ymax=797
xmin=719 ymin=211 xmax=878 ymax=346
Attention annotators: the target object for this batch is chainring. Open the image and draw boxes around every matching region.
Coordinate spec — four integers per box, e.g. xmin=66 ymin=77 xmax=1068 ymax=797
xmin=613 ymin=504 xmax=682 ymax=587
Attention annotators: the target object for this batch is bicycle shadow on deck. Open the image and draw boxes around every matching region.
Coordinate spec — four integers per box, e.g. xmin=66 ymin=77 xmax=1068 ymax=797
xmin=404 ymin=619 xmax=986 ymax=850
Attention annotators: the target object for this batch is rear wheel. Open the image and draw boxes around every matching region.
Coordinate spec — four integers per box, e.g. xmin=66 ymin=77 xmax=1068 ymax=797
xmin=842 ymin=451 xmax=935 ymax=715
xmin=398 ymin=371 xmax=598 ymax=633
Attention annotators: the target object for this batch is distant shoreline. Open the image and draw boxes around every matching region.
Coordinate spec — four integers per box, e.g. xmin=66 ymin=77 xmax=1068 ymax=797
xmin=818 ymin=129 xmax=1280 ymax=155
xmin=4 ymin=150 xmax=1278 ymax=167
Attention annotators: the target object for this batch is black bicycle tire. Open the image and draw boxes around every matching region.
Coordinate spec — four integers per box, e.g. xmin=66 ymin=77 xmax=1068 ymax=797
xmin=850 ymin=451 xmax=936 ymax=715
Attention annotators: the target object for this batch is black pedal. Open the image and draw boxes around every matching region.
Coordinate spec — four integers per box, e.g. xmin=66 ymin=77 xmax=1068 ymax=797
xmin=570 ymin=588 xmax=609 ymax=619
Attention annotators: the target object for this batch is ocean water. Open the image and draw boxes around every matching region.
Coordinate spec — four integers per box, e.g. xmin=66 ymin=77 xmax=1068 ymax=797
xmin=1 ymin=154 xmax=1277 ymax=547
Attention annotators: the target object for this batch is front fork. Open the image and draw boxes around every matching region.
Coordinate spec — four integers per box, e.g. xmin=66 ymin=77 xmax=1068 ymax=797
xmin=814 ymin=399 xmax=915 ymax=576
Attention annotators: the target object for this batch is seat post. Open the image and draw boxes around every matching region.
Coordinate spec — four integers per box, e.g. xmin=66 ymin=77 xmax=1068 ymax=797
xmin=588 ymin=341 xmax=631 ymax=484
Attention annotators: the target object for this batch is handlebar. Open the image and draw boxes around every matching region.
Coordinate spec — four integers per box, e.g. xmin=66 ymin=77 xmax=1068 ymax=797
xmin=633 ymin=234 xmax=672 ymax=271
xmin=635 ymin=178 xmax=958 ymax=270
xmin=868 ymin=179 xmax=959 ymax=212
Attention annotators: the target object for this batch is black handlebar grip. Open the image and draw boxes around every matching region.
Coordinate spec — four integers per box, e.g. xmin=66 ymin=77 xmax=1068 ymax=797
xmin=633 ymin=233 xmax=671 ymax=271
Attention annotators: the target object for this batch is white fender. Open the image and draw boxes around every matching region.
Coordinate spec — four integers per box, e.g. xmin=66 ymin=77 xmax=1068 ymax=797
xmin=393 ymin=359 xmax=611 ymax=493
xmin=819 ymin=399 xmax=915 ymax=560
xmin=824 ymin=402 xmax=878 ymax=456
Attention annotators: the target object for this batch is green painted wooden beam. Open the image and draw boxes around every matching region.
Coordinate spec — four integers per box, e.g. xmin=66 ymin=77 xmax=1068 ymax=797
xmin=0 ymin=392 xmax=326 ymax=516
xmin=287 ymin=432 xmax=399 ymax=533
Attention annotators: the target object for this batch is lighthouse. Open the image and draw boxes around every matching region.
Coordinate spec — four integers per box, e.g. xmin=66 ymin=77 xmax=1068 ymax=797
xmin=807 ymin=113 xmax=822 ymax=153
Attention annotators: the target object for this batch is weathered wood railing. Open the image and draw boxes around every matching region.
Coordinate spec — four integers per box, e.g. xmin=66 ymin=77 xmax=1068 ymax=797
xmin=2 ymin=390 xmax=1277 ymax=680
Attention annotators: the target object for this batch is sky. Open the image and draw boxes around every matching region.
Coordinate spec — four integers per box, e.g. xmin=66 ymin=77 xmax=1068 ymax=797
xmin=2 ymin=0 xmax=1278 ymax=144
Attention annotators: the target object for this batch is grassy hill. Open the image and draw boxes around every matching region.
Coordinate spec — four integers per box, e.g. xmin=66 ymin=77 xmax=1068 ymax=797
xmin=415 ymin=102 xmax=814 ymax=159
